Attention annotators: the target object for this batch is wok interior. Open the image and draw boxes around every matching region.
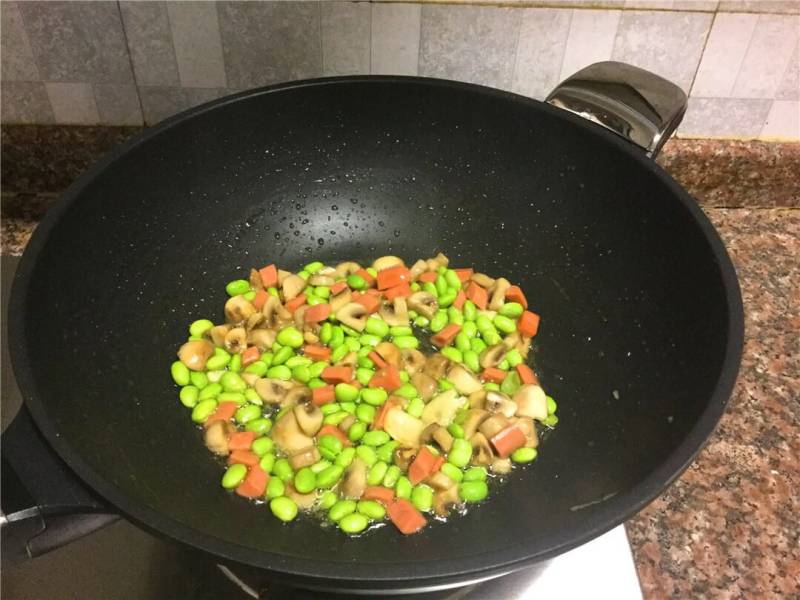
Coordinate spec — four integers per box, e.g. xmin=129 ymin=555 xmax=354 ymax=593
xmin=19 ymin=81 xmax=731 ymax=579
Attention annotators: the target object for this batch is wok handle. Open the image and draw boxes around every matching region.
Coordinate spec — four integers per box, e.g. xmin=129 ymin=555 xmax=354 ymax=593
xmin=546 ymin=61 xmax=687 ymax=158
xmin=1 ymin=406 xmax=118 ymax=565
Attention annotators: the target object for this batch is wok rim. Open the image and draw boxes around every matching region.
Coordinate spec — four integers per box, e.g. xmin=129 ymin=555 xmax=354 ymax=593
xmin=8 ymin=75 xmax=744 ymax=590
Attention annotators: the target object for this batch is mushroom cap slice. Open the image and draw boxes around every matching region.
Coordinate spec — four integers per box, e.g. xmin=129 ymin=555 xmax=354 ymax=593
xmin=411 ymin=371 xmax=437 ymax=401
xmin=379 ymin=297 xmax=409 ymax=327
xmin=489 ymin=277 xmax=511 ymax=311
xmin=178 ymin=339 xmax=214 ymax=371
xmin=512 ymin=416 xmax=539 ymax=448
xmin=249 ymin=268 xmax=264 ymax=291
xmin=423 ymin=353 xmax=451 ymax=380
xmin=254 ymin=378 xmax=294 ymax=404
xmin=401 ymin=349 xmax=426 ymax=375
xmin=372 ymin=256 xmax=405 ymax=271
xmin=433 ymin=485 xmax=460 ymax=517
xmin=374 ymin=341 xmax=402 ymax=368
xmin=335 ymin=261 xmax=361 ymax=278
xmin=340 ymin=458 xmax=368 ymax=499
xmin=329 ymin=288 xmax=353 ymax=313
xmin=462 ymin=408 xmax=490 ymax=439
xmin=224 ymin=327 xmax=247 ymax=354
xmin=336 ymin=302 xmax=368 ymax=332
xmin=209 ymin=324 xmax=232 ymax=347
xmin=421 ymin=389 xmax=463 ymax=427
xmin=289 ymin=445 xmax=321 ymax=469
xmin=479 ymin=413 xmax=512 ymax=439
xmin=293 ymin=402 xmax=323 ymax=437
xmin=383 ymin=407 xmax=426 ymax=447
xmin=225 ymin=296 xmax=256 ymax=324
xmin=513 ymin=384 xmax=548 ymax=421
xmin=479 ymin=344 xmax=507 ymax=369
xmin=281 ymin=274 xmax=307 ymax=301
xmin=271 ymin=410 xmax=314 ymax=454
xmin=204 ymin=421 xmax=235 ymax=456
xmin=247 ymin=328 xmax=276 ymax=351
xmin=446 ymin=364 xmax=483 ymax=395
xmin=409 ymin=259 xmax=428 ymax=281
xmin=262 ymin=295 xmax=291 ymax=329
xmin=407 ymin=291 xmax=438 ymax=319
xmin=469 ymin=432 xmax=494 ymax=465
xmin=470 ymin=272 xmax=495 ymax=289
xmin=308 ymin=274 xmax=335 ymax=287
xmin=491 ymin=458 xmax=513 ymax=474
xmin=285 ymin=483 xmax=317 ymax=509
xmin=485 ymin=390 xmax=518 ymax=418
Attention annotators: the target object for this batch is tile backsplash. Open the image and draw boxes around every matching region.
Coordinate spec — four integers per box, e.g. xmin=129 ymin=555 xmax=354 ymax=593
xmin=1 ymin=0 xmax=798 ymax=140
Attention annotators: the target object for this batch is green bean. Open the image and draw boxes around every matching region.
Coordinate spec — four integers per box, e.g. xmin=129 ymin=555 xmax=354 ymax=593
xmin=357 ymin=500 xmax=386 ymax=520
xmin=358 ymin=334 xmax=380 ymax=348
xmin=270 ymin=497 xmax=298 ymax=522
xmin=330 ymin=344 xmax=349 ymax=363
xmin=395 ymin=476 xmax=412 ymax=499
xmin=333 ymin=383 xmax=358 ymax=403
xmin=463 ymin=300 xmax=477 ymax=322
xmin=511 ymin=447 xmax=538 ymax=463
xmin=356 ymin=403 xmax=376 ymax=425
xmin=271 ymin=345 xmax=294 ymax=366
xmin=277 ymin=326 xmax=304 ymax=349
xmin=448 ymin=438 xmax=473 ymax=468
xmin=367 ymin=461 xmax=389 ymax=486
xmin=329 ymin=326 xmax=345 ymax=349
xmin=362 ymin=430 xmax=390 ymax=447
xmin=191 ymin=399 xmax=217 ymax=423
xmin=444 ymin=269 xmax=462 ymax=289
xmin=320 ymin=403 xmax=341 ymax=415
xmin=406 ymin=397 xmax=424 ymax=418
xmin=365 ymin=316 xmax=389 ymax=338
xmin=430 ymin=311 xmax=448 ymax=333
xmin=273 ymin=458 xmax=294 ymax=482
xmin=459 ymin=480 xmax=489 ymax=503
xmin=246 ymin=418 xmax=272 ymax=435
xmin=447 ymin=423 xmax=465 ymax=439
xmin=323 ymin=411 xmax=349 ymax=426
xmin=440 ymin=463 xmax=464 ymax=482
xmin=356 ymin=368 xmax=374 ymax=386
xmin=171 ymin=361 xmax=191 ymax=386
xmin=319 ymin=490 xmax=338 ymax=510
xmin=251 ymin=437 xmax=274 ymax=456
xmin=304 ymin=261 xmax=324 ymax=274
xmin=293 ymin=467 xmax=316 ymax=493
xmin=339 ymin=512 xmax=369 ymax=533
xmin=360 ymin=388 xmax=387 ymax=406
xmin=389 ymin=326 xmax=413 ymax=337
xmin=347 ymin=274 xmax=367 ymax=290
xmin=357 ymin=355 xmax=374 ymax=369
xmin=547 ymin=396 xmax=557 ymax=414
xmin=393 ymin=383 xmax=418 ymax=400
xmin=226 ymin=279 xmax=250 ymax=297
xmin=493 ymin=315 xmax=517 ymax=334
xmin=329 ymin=499 xmax=357 ymax=522
xmin=413 ymin=316 xmax=430 ymax=328
xmin=205 ymin=355 xmax=230 ymax=371
xmin=222 ymin=464 xmax=247 ymax=489
xmin=348 ymin=421 xmax=367 ymax=442
xmin=336 ymin=447 xmax=356 ymax=468
xmin=318 ymin=434 xmax=343 ymax=460
xmin=259 ymin=453 xmax=276 ymax=473
xmin=189 ymin=371 xmax=208 ymax=389
xmin=393 ymin=335 xmax=419 ymax=349
xmin=448 ymin=307 xmax=464 ymax=326
xmin=244 ymin=361 xmax=268 ymax=376
xmin=382 ymin=465 xmax=402 ymax=488
xmin=179 ymin=385 xmax=199 ymax=408
xmin=423 ymin=282 xmax=439 ymax=298
xmin=455 ymin=331 xmax=471 ymax=353
xmin=470 ymin=337 xmax=487 ymax=354
xmin=355 ymin=445 xmax=377 ymax=467
xmin=308 ymin=378 xmax=327 ymax=389
xmin=266 ymin=478 xmax=285 ymax=499
xmin=235 ymin=404 xmax=261 ymax=424
xmin=411 ymin=484 xmax=434 ymax=512
xmin=441 ymin=347 xmax=463 ymax=363
xmin=315 ymin=286 xmax=331 ymax=299
xmin=438 ymin=290 xmax=457 ymax=308
xmin=463 ymin=466 xmax=487 ymax=482
xmin=267 ymin=365 xmax=292 ymax=380
xmin=376 ymin=441 xmax=398 ymax=464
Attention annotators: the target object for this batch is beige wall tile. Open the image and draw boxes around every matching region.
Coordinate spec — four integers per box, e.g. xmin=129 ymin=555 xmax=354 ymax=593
xmin=1 ymin=82 xmax=54 ymax=123
xmin=1 ymin=1 xmax=39 ymax=81
xmin=678 ymin=97 xmax=772 ymax=137
xmin=45 ymin=82 xmax=100 ymax=124
xmin=732 ymin=15 xmax=799 ymax=99
xmin=93 ymin=84 xmax=143 ymax=126
xmin=371 ymin=4 xmax=421 ymax=76
xmin=119 ymin=1 xmax=180 ymax=87
xmin=512 ymin=8 xmax=572 ymax=98
xmin=322 ymin=1 xmax=371 ymax=76
xmin=692 ymin=13 xmax=758 ymax=97
xmin=718 ymin=1 xmax=799 ymax=14
xmin=559 ymin=9 xmax=620 ymax=82
xmin=776 ymin=43 xmax=799 ymax=101
xmin=167 ymin=1 xmax=227 ymax=88
xmin=760 ymin=100 xmax=799 ymax=139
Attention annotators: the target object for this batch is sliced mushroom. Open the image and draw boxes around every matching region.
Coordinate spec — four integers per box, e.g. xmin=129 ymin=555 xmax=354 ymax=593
xmin=433 ymin=485 xmax=460 ymax=517
xmin=335 ymin=261 xmax=361 ymax=278
xmin=419 ymin=423 xmax=440 ymax=446
xmin=411 ymin=371 xmax=437 ymax=401
xmin=491 ymin=458 xmax=513 ymax=475
xmin=479 ymin=414 xmax=512 ymax=439
xmin=485 ymin=391 xmax=518 ymax=418
xmin=329 ymin=288 xmax=352 ymax=313
xmin=293 ymin=403 xmax=323 ymax=436
xmin=338 ymin=351 xmax=358 ymax=368
xmin=513 ymin=384 xmax=548 ymax=421
xmin=281 ymin=274 xmax=307 ymax=301
xmin=224 ymin=327 xmax=247 ymax=354
xmin=247 ymin=328 xmax=276 ymax=351
xmin=432 ymin=427 xmax=454 ymax=452
xmin=469 ymin=432 xmax=494 ymax=465
xmin=379 ymin=297 xmax=409 ymax=327
xmin=262 ymin=295 xmax=291 ymax=329
xmin=462 ymin=408 xmax=489 ymax=439
xmin=409 ymin=259 xmax=428 ymax=281
xmin=383 ymin=407 xmax=426 ymax=447
xmin=285 ymin=483 xmax=317 ymax=509
xmin=423 ymin=353 xmax=451 ymax=380
xmin=502 ymin=331 xmax=521 ymax=349
xmin=427 ymin=471 xmax=455 ymax=491
xmin=177 ymin=339 xmax=214 ymax=371
xmin=304 ymin=330 xmax=320 ymax=344
xmin=512 ymin=416 xmax=539 ymax=448
xmin=426 ymin=252 xmax=449 ymax=271
xmin=293 ymin=305 xmax=308 ymax=328
xmin=479 ymin=344 xmax=507 ymax=369
xmin=336 ymin=302 xmax=368 ymax=332
xmin=446 ymin=364 xmax=483 ymax=395
xmin=470 ymin=272 xmax=495 ymax=288
xmin=374 ymin=342 xmax=401 ymax=368
xmin=241 ymin=372 xmax=260 ymax=387
xmin=407 ymin=291 xmax=438 ymax=319
xmin=372 ymin=256 xmax=405 ymax=271
xmin=204 ymin=421 xmax=234 ymax=456
xmin=285 ymin=386 xmax=313 ymax=407
xmin=401 ymin=349 xmax=426 ymax=375
xmin=209 ymin=324 xmax=232 ymax=346
xmin=245 ymin=312 xmax=265 ymax=332
xmin=277 ymin=269 xmax=293 ymax=285
xmin=516 ymin=337 xmax=532 ymax=360
xmin=271 ymin=410 xmax=314 ymax=454
xmin=249 ymin=268 xmax=264 ymax=291
xmin=468 ymin=389 xmax=487 ymax=409
xmin=338 ymin=414 xmax=356 ymax=433
xmin=489 ymin=277 xmax=511 ymax=311
xmin=421 ymin=389 xmax=463 ymax=427
xmin=254 ymin=378 xmax=294 ymax=404
xmin=225 ymin=296 xmax=256 ymax=324
xmin=340 ymin=458 xmax=367 ymax=499
xmin=289 ymin=445 xmax=321 ymax=469
xmin=393 ymin=446 xmax=417 ymax=471
xmin=308 ymin=274 xmax=335 ymax=287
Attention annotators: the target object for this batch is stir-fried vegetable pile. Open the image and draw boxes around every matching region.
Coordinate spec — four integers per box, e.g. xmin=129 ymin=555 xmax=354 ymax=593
xmin=170 ymin=254 xmax=557 ymax=535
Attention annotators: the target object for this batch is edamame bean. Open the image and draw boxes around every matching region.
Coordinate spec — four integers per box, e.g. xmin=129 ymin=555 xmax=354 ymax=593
xmin=358 ymin=334 xmax=380 ymax=348
xmin=171 ymin=361 xmax=191 ymax=386
xmin=179 ymin=385 xmax=199 ymax=408
xmin=206 ymin=354 xmax=230 ymax=371
xmin=376 ymin=441 xmax=398 ymax=464
xmin=329 ymin=326 xmax=345 ymax=349
xmin=463 ymin=350 xmax=480 ymax=373
xmin=245 ymin=361 xmax=268 ymax=376
xmin=413 ymin=316 xmax=430 ymax=328
xmin=320 ymin=403 xmax=341 ymax=415
xmin=290 ymin=365 xmax=310 ymax=383
xmin=356 ymin=368 xmax=374 ymax=386
xmin=411 ymin=484 xmax=434 ymax=512
xmin=218 ymin=392 xmax=245 ymax=404
xmin=344 ymin=337 xmax=360 ymax=352
xmin=438 ymin=290 xmax=457 ymax=308
xmin=440 ymin=463 xmax=464 ymax=482
xmin=441 ymin=347 xmax=463 ymax=363
xmin=357 ymin=355 xmax=374 ymax=369
xmin=447 ymin=423 xmax=465 ymax=439
xmin=330 ymin=345 xmax=348 ymax=363
xmin=294 ymin=468 xmax=316 ymax=494
xmin=423 ymin=281 xmax=438 ymax=298
xmin=267 ymin=365 xmax=292 ymax=380
xmin=336 ymin=447 xmax=356 ymax=468
xmin=463 ymin=467 xmax=487 ymax=482
xmin=430 ymin=311 xmax=448 ymax=333
xmin=226 ymin=279 xmax=250 ymax=297
xmin=463 ymin=300 xmax=477 ymax=321
xmin=323 ymin=411 xmax=349 ymax=426
xmin=329 ymin=499 xmax=357 ymax=522
xmin=367 ymin=461 xmax=389 ymax=486
xmin=356 ymin=403 xmax=376 ymax=424
xmin=222 ymin=464 xmax=247 ymax=489
xmin=236 ymin=404 xmax=261 ymax=424
xmin=500 ymin=371 xmax=521 ymax=395
xmin=305 ymin=261 xmax=324 ymax=274
xmin=393 ymin=383 xmax=418 ymax=400
xmin=307 ymin=361 xmax=327 ymax=379
xmin=189 ymin=371 xmax=208 ymax=389
xmin=355 ymin=445 xmax=377 ymax=467
xmin=342 ymin=324 xmax=359 ymax=337
xmin=483 ymin=330 xmax=502 ymax=346
xmin=410 ymin=282 xmax=421 ymax=292
xmin=298 ymin=270 xmax=310 ymax=280
xmin=270 ymin=497 xmax=298 ymax=522
xmin=543 ymin=414 xmax=559 ymax=427
xmin=260 ymin=352 xmax=273 ymax=368
xmin=267 ymin=287 xmax=279 ymax=297
xmin=448 ymin=307 xmax=464 ymax=326
xmin=395 ymin=476 xmax=412 ymax=499
xmin=310 ymin=460 xmax=332 ymax=474
xmin=335 ymin=383 xmax=359 ymax=403
xmin=493 ymin=315 xmax=517 ymax=334
xmin=339 ymin=401 xmax=356 ymax=414
xmin=365 ymin=316 xmax=389 ymax=338
xmin=315 ymin=286 xmax=331 ymax=299
xmin=316 ymin=465 xmax=344 ymax=488
xmin=499 ymin=302 xmax=524 ymax=318
xmin=360 ymin=388 xmax=387 ymax=406
xmin=308 ymin=378 xmax=327 ymax=389
xmin=459 ymin=480 xmax=489 ymax=503
xmin=406 ymin=397 xmax=424 ymax=418
xmin=191 ymin=399 xmax=217 ymax=423
xmin=357 ymin=500 xmax=386 ymax=520
xmin=470 ymin=337 xmax=487 ymax=354
xmin=399 ymin=371 xmax=409 ymax=383
xmin=243 ymin=291 xmax=256 ymax=301
xmin=220 ymin=372 xmax=246 ymax=392
xmin=347 ymin=274 xmax=367 ymax=290
xmin=435 ymin=275 xmax=448 ymax=296
xmin=389 ymin=326 xmax=413 ymax=337
xmin=244 ymin=388 xmax=262 ymax=405
xmin=461 ymin=321 xmax=478 ymax=338
xmin=348 ymin=421 xmax=367 ymax=442
xmin=455 ymin=331 xmax=471 ymax=353
xmin=277 ymin=326 xmax=304 ymax=348
xmin=266 ymin=477 xmax=285 ymax=499
xmin=448 ymin=438 xmax=473 ymax=468
xmin=382 ymin=465 xmax=401 ymax=488
xmin=484 ymin=382 xmax=500 ymax=391
xmin=339 ymin=512 xmax=369 ymax=534
xmin=251 ymin=437 xmax=274 ymax=456
xmin=511 ymin=447 xmax=538 ymax=463
xmin=259 ymin=453 xmax=276 ymax=473
xmin=246 ymin=418 xmax=272 ymax=435
xmin=273 ymin=458 xmax=294 ymax=482
xmin=393 ymin=335 xmax=419 ymax=349
xmin=547 ymin=396 xmax=557 ymax=414
xmin=285 ymin=355 xmax=311 ymax=368
xmin=318 ymin=435 xmax=343 ymax=460
xmin=229 ymin=353 xmax=242 ymax=373
xmin=505 ymin=349 xmax=523 ymax=367
xmin=189 ymin=319 xmax=214 ymax=337
xmin=320 ymin=322 xmax=333 ymax=344
xmin=272 ymin=345 xmax=294 ymax=365
xmin=362 ymin=430 xmax=390 ymax=446
xmin=444 ymin=269 xmax=461 ymax=289
xmin=319 ymin=490 xmax=338 ymax=510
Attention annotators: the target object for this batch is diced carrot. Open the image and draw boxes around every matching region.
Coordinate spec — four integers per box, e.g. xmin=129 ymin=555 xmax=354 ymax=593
xmin=236 ymin=465 xmax=269 ymax=498
xmin=252 ymin=289 xmax=269 ymax=310
xmin=465 ymin=281 xmax=488 ymax=309
xmin=363 ymin=486 xmax=395 ymax=504
xmin=368 ymin=351 xmax=387 ymax=369
xmin=228 ymin=431 xmax=257 ymax=451
xmin=418 ymin=272 xmax=438 ymax=283
xmin=518 ymin=311 xmax=540 ymax=337
xmin=454 ymin=268 xmax=474 ymax=283
xmin=331 ymin=281 xmax=348 ymax=295
xmin=284 ymin=294 xmax=307 ymax=314
xmin=505 ymin=285 xmax=528 ymax=309
xmin=228 ymin=449 xmax=259 ymax=467
xmin=383 ymin=282 xmax=411 ymax=301
xmin=482 ymin=367 xmax=507 ymax=384
xmin=355 ymin=268 xmax=376 ymax=287
xmin=312 ymin=385 xmax=336 ymax=406
xmin=317 ymin=424 xmax=351 ymax=447
xmin=408 ymin=446 xmax=443 ymax=484
xmin=321 ymin=366 xmax=353 ymax=384
xmin=259 ymin=264 xmax=278 ymax=288
xmin=372 ymin=397 xmax=400 ymax=431
xmin=490 ymin=425 xmax=527 ymax=458
xmin=452 ymin=290 xmax=467 ymax=309
xmin=516 ymin=364 xmax=539 ymax=385
xmin=204 ymin=401 xmax=238 ymax=427
xmin=353 ymin=293 xmax=381 ymax=314
xmin=369 ymin=365 xmax=402 ymax=392
xmin=431 ymin=324 xmax=461 ymax=348
xmin=387 ymin=498 xmax=427 ymax=535
xmin=304 ymin=303 xmax=331 ymax=323
xmin=377 ymin=265 xmax=411 ymax=291
xmin=364 ymin=288 xmax=381 ymax=297
xmin=304 ymin=344 xmax=332 ymax=362
xmin=241 ymin=346 xmax=261 ymax=367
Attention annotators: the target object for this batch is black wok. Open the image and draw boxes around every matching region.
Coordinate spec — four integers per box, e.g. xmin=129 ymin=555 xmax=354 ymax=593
xmin=7 ymin=74 xmax=743 ymax=593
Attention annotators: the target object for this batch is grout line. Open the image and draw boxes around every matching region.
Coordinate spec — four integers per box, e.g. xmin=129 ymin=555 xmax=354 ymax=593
xmin=730 ymin=14 xmax=760 ymax=96
xmin=164 ymin=0 xmax=184 ymax=88
xmin=114 ymin=0 xmax=147 ymax=126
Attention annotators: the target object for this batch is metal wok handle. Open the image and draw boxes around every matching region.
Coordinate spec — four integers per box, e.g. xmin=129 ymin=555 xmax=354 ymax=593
xmin=546 ymin=61 xmax=687 ymax=158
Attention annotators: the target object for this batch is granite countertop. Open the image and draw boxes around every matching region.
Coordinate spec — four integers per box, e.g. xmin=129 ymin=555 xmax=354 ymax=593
xmin=2 ymin=126 xmax=798 ymax=598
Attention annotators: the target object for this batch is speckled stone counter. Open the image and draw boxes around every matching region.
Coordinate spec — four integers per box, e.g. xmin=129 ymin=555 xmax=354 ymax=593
xmin=2 ymin=126 xmax=798 ymax=598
